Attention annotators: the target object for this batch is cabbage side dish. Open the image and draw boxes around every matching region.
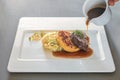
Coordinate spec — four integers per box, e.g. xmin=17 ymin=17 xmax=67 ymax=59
xmin=29 ymin=30 xmax=93 ymax=58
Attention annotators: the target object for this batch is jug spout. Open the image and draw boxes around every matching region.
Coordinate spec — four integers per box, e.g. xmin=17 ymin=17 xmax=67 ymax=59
xmin=83 ymin=0 xmax=112 ymax=25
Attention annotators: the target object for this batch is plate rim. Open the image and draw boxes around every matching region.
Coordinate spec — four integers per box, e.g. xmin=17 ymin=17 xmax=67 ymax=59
xmin=7 ymin=17 xmax=115 ymax=73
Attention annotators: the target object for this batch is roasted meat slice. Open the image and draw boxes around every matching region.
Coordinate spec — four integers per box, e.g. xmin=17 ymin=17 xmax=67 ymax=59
xmin=71 ymin=30 xmax=89 ymax=51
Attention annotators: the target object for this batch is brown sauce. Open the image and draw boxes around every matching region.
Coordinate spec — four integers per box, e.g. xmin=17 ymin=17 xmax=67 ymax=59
xmin=86 ymin=7 xmax=105 ymax=32
xmin=52 ymin=48 xmax=93 ymax=58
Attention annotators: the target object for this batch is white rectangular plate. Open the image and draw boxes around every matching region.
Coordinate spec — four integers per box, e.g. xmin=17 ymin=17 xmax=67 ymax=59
xmin=8 ymin=17 xmax=115 ymax=73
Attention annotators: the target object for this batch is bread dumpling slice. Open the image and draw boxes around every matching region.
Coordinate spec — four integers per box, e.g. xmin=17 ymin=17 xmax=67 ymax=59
xmin=57 ymin=31 xmax=79 ymax=52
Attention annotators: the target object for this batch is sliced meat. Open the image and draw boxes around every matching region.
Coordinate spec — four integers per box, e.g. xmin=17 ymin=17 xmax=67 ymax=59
xmin=71 ymin=31 xmax=89 ymax=51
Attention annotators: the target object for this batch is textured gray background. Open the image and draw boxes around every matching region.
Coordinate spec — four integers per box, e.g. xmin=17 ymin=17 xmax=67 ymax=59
xmin=0 ymin=0 xmax=120 ymax=80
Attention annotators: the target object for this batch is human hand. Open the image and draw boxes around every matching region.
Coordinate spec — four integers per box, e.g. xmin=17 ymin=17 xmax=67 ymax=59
xmin=108 ymin=0 xmax=119 ymax=6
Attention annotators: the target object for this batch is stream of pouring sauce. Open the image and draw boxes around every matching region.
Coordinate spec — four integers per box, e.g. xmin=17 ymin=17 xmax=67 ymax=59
xmin=86 ymin=7 xmax=105 ymax=33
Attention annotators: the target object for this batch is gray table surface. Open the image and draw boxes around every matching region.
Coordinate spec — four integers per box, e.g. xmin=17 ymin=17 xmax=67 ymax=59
xmin=0 ymin=0 xmax=120 ymax=80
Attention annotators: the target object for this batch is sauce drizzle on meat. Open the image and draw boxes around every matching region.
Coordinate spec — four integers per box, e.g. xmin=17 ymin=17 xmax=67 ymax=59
xmin=58 ymin=31 xmax=74 ymax=48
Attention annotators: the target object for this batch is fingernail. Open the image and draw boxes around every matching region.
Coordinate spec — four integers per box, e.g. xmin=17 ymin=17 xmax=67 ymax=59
xmin=115 ymin=0 xmax=119 ymax=2
xmin=108 ymin=0 xmax=115 ymax=6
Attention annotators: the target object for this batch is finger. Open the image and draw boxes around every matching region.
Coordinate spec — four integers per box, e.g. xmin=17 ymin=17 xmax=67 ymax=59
xmin=108 ymin=0 xmax=115 ymax=6
xmin=114 ymin=0 xmax=119 ymax=2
